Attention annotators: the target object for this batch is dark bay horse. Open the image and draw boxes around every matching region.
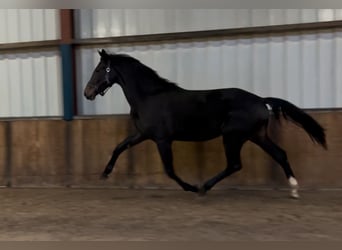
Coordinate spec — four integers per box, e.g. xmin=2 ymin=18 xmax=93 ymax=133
xmin=84 ymin=49 xmax=327 ymax=198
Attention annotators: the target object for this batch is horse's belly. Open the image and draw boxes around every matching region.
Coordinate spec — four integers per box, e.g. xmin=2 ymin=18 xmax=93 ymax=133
xmin=174 ymin=134 xmax=220 ymax=141
xmin=173 ymin=124 xmax=221 ymax=141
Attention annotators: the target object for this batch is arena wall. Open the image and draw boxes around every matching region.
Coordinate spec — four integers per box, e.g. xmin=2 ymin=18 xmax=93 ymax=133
xmin=1 ymin=111 xmax=341 ymax=189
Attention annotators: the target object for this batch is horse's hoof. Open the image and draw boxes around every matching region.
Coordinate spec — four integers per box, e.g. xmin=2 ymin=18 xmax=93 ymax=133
xmin=191 ymin=186 xmax=200 ymax=193
xmin=184 ymin=185 xmax=199 ymax=193
xmin=100 ymin=173 xmax=109 ymax=180
xmin=290 ymin=190 xmax=300 ymax=199
xmin=198 ymin=186 xmax=207 ymax=196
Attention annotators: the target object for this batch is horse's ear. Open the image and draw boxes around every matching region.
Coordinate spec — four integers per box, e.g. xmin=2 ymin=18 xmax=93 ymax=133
xmin=98 ymin=49 xmax=109 ymax=58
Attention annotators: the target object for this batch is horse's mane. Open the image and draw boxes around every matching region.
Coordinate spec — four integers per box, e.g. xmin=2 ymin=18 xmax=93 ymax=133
xmin=109 ymin=53 xmax=179 ymax=93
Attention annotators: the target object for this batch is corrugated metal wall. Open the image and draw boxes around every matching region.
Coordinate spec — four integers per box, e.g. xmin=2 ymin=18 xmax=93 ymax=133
xmin=0 ymin=9 xmax=59 ymax=43
xmin=2 ymin=10 xmax=342 ymax=117
xmin=76 ymin=9 xmax=342 ymax=115
xmin=0 ymin=51 xmax=62 ymax=117
xmin=0 ymin=9 xmax=62 ymax=118
xmin=75 ymin=9 xmax=342 ymax=38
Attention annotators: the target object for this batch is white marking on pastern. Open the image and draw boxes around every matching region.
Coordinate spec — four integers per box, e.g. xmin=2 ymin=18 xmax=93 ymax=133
xmin=288 ymin=177 xmax=299 ymax=199
xmin=289 ymin=177 xmax=298 ymax=187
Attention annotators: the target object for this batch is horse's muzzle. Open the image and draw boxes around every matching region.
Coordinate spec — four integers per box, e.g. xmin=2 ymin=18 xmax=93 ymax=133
xmin=84 ymin=85 xmax=97 ymax=100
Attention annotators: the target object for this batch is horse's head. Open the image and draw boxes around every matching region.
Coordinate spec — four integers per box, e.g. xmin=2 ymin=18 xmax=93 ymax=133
xmin=84 ymin=49 xmax=119 ymax=100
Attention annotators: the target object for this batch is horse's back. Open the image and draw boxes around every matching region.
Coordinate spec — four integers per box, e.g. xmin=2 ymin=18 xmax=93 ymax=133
xmin=158 ymin=87 xmax=269 ymax=125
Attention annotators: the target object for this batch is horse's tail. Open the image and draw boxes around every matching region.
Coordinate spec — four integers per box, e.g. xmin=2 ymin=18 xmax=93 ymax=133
xmin=263 ymin=97 xmax=327 ymax=149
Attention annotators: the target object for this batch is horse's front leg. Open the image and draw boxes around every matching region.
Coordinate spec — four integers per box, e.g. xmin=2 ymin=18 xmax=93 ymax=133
xmin=156 ymin=140 xmax=199 ymax=193
xmin=101 ymin=133 xmax=145 ymax=179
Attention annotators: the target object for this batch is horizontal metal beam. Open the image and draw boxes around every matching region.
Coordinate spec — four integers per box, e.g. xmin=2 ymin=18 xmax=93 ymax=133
xmin=2 ymin=20 xmax=342 ymax=53
xmin=0 ymin=40 xmax=60 ymax=53
xmin=73 ymin=20 xmax=342 ymax=47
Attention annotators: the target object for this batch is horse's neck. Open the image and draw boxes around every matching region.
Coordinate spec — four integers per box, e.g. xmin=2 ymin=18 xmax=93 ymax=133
xmin=117 ymin=73 xmax=151 ymax=110
xmin=118 ymin=81 xmax=141 ymax=109
xmin=117 ymin=68 xmax=174 ymax=109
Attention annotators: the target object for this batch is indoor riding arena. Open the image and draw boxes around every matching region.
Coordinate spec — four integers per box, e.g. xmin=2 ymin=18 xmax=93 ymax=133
xmin=1 ymin=9 xmax=342 ymax=241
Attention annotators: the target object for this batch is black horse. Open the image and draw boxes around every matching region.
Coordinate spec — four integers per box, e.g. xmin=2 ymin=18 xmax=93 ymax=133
xmin=84 ymin=49 xmax=326 ymax=198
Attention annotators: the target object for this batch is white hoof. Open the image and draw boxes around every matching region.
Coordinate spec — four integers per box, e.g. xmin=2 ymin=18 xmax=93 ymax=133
xmin=289 ymin=177 xmax=300 ymax=199
xmin=290 ymin=189 xmax=300 ymax=199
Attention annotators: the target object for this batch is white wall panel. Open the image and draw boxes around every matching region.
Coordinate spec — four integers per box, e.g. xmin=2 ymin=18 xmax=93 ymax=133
xmin=0 ymin=52 xmax=63 ymax=117
xmin=18 ymin=9 xmax=33 ymax=42
xmin=75 ymin=9 xmax=342 ymax=115
xmin=75 ymin=9 xmax=342 ymax=39
xmin=0 ymin=9 xmax=61 ymax=117
xmin=335 ymin=31 xmax=342 ymax=107
xmin=302 ymin=33 xmax=318 ymax=107
xmin=76 ymin=29 xmax=342 ymax=115
xmin=0 ymin=9 xmax=59 ymax=43
xmin=269 ymin=36 xmax=285 ymax=98
xmin=318 ymin=32 xmax=334 ymax=107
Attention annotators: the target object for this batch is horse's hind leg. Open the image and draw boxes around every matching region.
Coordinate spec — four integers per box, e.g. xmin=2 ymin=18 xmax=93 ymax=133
xmin=199 ymin=133 xmax=245 ymax=195
xmin=156 ymin=141 xmax=199 ymax=193
xmin=251 ymin=135 xmax=299 ymax=199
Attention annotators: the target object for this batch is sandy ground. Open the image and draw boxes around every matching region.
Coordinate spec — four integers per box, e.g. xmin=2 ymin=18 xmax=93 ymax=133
xmin=0 ymin=188 xmax=341 ymax=241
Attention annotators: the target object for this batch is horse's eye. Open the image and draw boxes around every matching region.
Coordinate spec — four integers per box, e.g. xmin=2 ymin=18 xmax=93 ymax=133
xmin=106 ymin=67 xmax=111 ymax=73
